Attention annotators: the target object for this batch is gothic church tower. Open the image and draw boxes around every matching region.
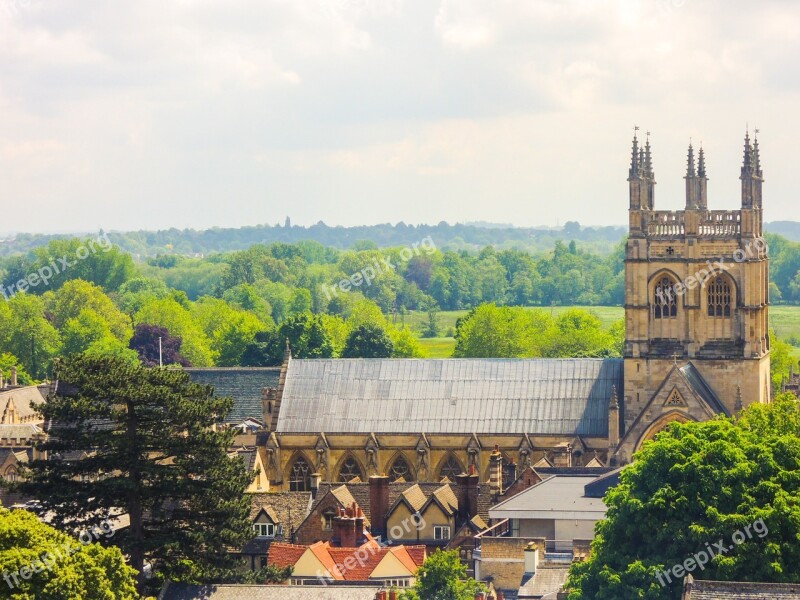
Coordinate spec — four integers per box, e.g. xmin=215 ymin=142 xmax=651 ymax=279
xmin=615 ymin=130 xmax=770 ymax=462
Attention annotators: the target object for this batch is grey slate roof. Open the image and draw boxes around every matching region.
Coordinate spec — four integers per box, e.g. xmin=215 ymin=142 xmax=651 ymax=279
xmin=680 ymin=363 xmax=729 ymax=416
xmin=276 ymin=358 xmax=621 ymax=436
xmin=489 ymin=475 xmax=607 ymax=520
xmin=682 ymin=576 xmax=800 ymax=599
xmin=185 ymin=368 xmax=279 ymax=424
xmin=159 ymin=583 xmax=382 ymax=600
xmin=519 ymin=566 xmax=570 ymax=598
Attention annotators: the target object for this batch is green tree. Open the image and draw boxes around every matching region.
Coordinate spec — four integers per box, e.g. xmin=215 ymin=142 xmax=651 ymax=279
xmin=453 ymin=304 xmax=554 ymax=358
xmin=399 ymin=550 xmax=485 ymax=600
xmin=18 ymin=355 xmax=253 ymax=593
xmin=342 ymin=323 xmax=394 ymax=358
xmin=566 ymin=395 xmax=800 ymax=600
xmin=191 ymin=297 xmax=270 ymax=366
xmin=769 ymin=329 xmax=796 ymax=391
xmin=0 ymin=294 xmax=61 ymax=379
xmin=0 ymin=352 xmax=33 ymax=385
xmin=0 ymin=508 xmax=138 ymax=599
xmin=114 ymin=277 xmax=171 ymax=322
xmin=135 ymin=297 xmax=215 ymax=366
xmin=49 ymin=279 xmax=132 ymax=342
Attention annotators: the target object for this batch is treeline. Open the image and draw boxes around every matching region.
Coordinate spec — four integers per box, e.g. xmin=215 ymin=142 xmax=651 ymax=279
xmin=0 ymin=221 xmax=626 ymax=257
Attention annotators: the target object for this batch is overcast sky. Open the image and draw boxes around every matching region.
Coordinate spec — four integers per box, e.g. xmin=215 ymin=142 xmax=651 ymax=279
xmin=0 ymin=0 xmax=798 ymax=233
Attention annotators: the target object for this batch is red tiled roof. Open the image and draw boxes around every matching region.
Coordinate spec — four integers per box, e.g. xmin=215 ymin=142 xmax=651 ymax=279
xmin=266 ymin=543 xmax=306 ymax=569
xmin=404 ymin=545 xmax=427 ymax=567
xmin=327 ymin=546 xmax=387 ymax=581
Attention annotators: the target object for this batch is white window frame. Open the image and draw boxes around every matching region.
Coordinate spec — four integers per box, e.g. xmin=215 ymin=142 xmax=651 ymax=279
xmin=434 ymin=525 xmax=451 ymax=540
xmin=253 ymin=523 xmax=275 ymax=537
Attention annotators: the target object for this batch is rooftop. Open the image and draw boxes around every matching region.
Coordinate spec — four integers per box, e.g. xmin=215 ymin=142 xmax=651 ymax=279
xmin=682 ymin=575 xmax=800 ymax=599
xmin=159 ymin=583 xmax=383 ymax=600
xmin=185 ymin=368 xmax=279 ymax=424
xmin=489 ymin=475 xmax=607 ymax=521
xmin=276 ymin=358 xmax=622 ymax=436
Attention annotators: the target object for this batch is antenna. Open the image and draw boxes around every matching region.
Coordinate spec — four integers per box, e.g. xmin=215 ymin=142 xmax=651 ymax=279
xmin=158 ymin=336 xmax=163 ymax=368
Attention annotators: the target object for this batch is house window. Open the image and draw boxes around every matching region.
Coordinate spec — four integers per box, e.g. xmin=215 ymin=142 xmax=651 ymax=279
xmin=654 ymin=276 xmax=677 ymax=319
xmin=254 ymin=523 xmax=275 ymax=537
xmin=5 ymin=467 xmax=17 ymax=482
xmin=259 ymin=557 xmax=268 ymax=569
xmin=289 ymin=456 xmax=311 ymax=492
xmin=389 ymin=455 xmax=412 ymax=482
xmin=338 ymin=456 xmax=363 ymax=482
xmin=434 ymin=526 xmax=451 ymax=541
xmin=707 ymin=277 xmax=732 ymax=317
xmin=439 ymin=455 xmax=463 ymax=482
xmin=324 ymin=511 xmax=335 ymax=531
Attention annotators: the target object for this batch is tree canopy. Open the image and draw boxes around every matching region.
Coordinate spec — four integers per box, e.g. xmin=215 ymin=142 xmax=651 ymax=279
xmin=566 ymin=394 xmax=800 ymax=599
xmin=0 ymin=508 xmax=138 ymax=600
xmin=18 ymin=354 xmax=253 ymax=593
xmin=399 ymin=550 xmax=486 ymax=600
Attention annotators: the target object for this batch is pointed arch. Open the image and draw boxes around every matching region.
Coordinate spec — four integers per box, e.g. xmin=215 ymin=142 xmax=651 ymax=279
xmin=387 ymin=452 xmax=415 ymax=483
xmin=706 ymin=273 xmax=735 ymax=318
xmin=286 ymin=452 xmax=313 ymax=492
xmin=436 ymin=454 xmax=465 ymax=482
xmin=635 ymin=411 xmax=695 ymax=451
xmin=336 ymin=453 xmax=365 ymax=483
xmin=650 ymin=271 xmax=680 ymax=319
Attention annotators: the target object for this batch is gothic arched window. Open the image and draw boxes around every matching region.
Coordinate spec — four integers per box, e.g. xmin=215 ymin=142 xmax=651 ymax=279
xmin=389 ymin=455 xmax=412 ymax=482
xmin=707 ymin=277 xmax=732 ymax=317
xmin=439 ymin=455 xmax=463 ymax=482
xmin=653 ymin=276 xmax=678 ymax=319
xmin=338 ymin=456 xmax=363 ymax=482
xmin=289 ymin=456 xmax=311 ymax=492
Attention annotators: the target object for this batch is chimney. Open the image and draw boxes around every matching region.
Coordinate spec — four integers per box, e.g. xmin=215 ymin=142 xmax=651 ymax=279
xmin=388 ymin=591 xmax=398 ymax=600
xmin=524 ymin=542 xmax=538 ymax=574
xmin=456 ymin=465 xmax=480 ymax=523
xmin=497 ymin=592 xmax=505 ymax=600
xmin=11 ymin=366 xmax=17 ymax=387
xmin=333 ymin=507 xmax=358 ymax=548
xmin=474 ymin=593 xmax=486 ymax=600
xmin=355 ymin=505 xmax=366 ymax=546
xmin=369 ymin=474 xmax=390 ymax=539
xmin=489 ymin=446 xmax=503 ymax=498
xmin=375 ymin=592 xmax=387 ymax=600
xmin=310 ymin=472 xmax=322 ymax=498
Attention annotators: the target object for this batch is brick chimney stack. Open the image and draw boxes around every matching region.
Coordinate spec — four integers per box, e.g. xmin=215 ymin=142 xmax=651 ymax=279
xmin=375 ymin=592 xmax=387 ymax=600
xmin=11 ymin=366 xmax=17 ymax=387
xmin=455 ymin=465 xmax=480 ymax=523
xmin=388 ymin=591 xmax=398 ymax=600
xmin=355 ymin=504 xmax=366 ymax=546
xmin=489 ymin=446 xmax=503 ymax=498
xmin=333 ymin=506 xmax=358 ymax=548
xmin=369 ymin=474 xmax=390 ymax=539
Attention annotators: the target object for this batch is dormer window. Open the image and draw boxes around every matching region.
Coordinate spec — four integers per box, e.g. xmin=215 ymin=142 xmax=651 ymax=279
xmin=254 ymin=523 xmax=275 ymax=537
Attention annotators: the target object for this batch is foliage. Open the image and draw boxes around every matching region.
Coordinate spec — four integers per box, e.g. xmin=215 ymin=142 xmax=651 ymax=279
xmin=0 ymin=352 xmax=33 ymax=384
xmin=129 ymin=323 xmax=192 ymax=367
xmin=399 ymin=550 xmax=486 ymax=600
xmin=17 ymin=355 xmax=253 ymax=593
xmin=565 ymin=395 xmax=800 ymax=600
xmin=0 ymin=507 xmax=138 ymax=599
xmin=769 ymin=328 xmax=796 ymax=391
xmin=135 ymin=297 xmax=215 ymax=366
xmin=342 ymin=323 xmax=394 ymax=358
xmin=453 ymin=304 xmax=622 ymax=358
xmin=0 ymin=294 xmax=61 ymax=379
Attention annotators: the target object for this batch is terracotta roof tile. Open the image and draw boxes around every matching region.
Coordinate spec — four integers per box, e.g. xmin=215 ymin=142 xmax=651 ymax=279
xmin=265 ymin=543 xmax=306 ymax=569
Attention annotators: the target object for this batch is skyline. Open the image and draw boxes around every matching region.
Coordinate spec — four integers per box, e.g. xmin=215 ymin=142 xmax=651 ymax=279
xmin=1 ymin=0 xmax=798 ymax=233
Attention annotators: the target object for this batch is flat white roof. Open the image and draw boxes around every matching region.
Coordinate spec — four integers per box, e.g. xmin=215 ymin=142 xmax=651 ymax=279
xmin=489 ymin=475 xmax=607 ymax=521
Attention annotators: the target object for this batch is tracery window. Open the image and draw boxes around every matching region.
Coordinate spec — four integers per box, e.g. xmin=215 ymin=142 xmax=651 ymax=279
xmin=654 ymin=276 xmax=678 ymax=319
xmin=389 ymin=456 xmax=412 ymax=482
xmin=289 ymin=456 xmax=311 ymax=491
xmin=337 ymin=456 xmax=363 ymax=482
xmin=707 ymin=277 xmax=732 ymax=317
xmin=439 ymin=455 xmax=463 ymax=482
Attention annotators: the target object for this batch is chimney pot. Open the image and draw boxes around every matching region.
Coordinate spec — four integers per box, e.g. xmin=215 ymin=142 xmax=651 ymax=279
xmin=388 ymin=591 xmax=398 ymax=600
xmin=369 ymin=474 xmax=390 ymax=540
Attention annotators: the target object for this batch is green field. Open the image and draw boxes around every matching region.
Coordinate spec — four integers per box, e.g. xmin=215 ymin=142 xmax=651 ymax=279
xmin=409 ymin=305 xmax=800 ymax=358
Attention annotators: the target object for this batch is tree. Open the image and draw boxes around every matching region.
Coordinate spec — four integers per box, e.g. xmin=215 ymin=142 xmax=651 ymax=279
xmin=18 ymin=355 xmax=253 ymax=593
xmin=0 ymin=294 xmax=62 ymax=379
xmin=135 ymin=297 xmax=215 ymax=366
xmin=191 ymin=297 xmax=270 ymax=366
xmin=420 ymin=297 xmax=440 ymax=338
xmin=0 ymin=508 xmax=138 ymax=599
xmin=342 ymin=323 xmax=394 ymax=358
xmin=399 ymin=550 xmax=485 ymax=600
xmin=565 ymin=395 xmax=800 ymax=600
xmin=240 ymin=313 xmax=333 ymax=366
xmin=129 ymin=323 xmax=192 ymax=367
xmin=0 ymin=352 xmax=33 ymax=385
xmin=48 ymin=279 xmax=132 ymax=342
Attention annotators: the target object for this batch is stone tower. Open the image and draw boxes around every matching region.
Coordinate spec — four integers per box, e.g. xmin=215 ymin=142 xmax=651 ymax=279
xmin=615 ymin=130 xmax=770 ymax=462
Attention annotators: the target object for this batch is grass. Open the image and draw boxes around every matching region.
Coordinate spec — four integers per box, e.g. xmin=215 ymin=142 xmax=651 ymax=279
xmin=406 ymin=305 xmax=800 ymax=358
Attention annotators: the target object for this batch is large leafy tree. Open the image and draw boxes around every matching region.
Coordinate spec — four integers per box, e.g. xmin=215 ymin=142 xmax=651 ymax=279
xmin=129 ymin=323 xmax=191 ymax=367
xmin=0 ymin=293 xmax=62 ymax=379
xmin=566 ymin=395 xmax=800 ymax=600
xmin=240 ymin=313 xmax=333 ymax=365
xmin=0 ymin=508 xmax=138 ymax=600
xmin=342 ymin=323 xmax=394 ymax=358
xmin=400 ymin=550 xmax=485 ymax=600
xmin=135 ymin=297 xmax=215 ymax=365
xmin=18 ymin=355 xmax=253 ymax=593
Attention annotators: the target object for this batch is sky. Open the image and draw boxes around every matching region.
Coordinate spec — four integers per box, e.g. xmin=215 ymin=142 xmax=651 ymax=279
xmin=0 ymin=0 xmax=798 ymax=233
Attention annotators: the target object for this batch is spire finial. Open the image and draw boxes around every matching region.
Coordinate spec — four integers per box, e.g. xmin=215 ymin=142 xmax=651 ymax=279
xmin=753 ymin=128 xmax=762 ymax=175
xmin=609 ymin=385 xmax=619 ymax=409
xmin=735 ymin=385 xmax=743 ymax=412
xmin=629 ymin=128 xmax=640 ymax=178
xmin=644 ymin=133 xmax=653 ymax=177
xmin=698 ymin=144 xmax=706 ymax=178
xmin=686 ymin=142 xmax=696 ymax=177
xmin=742 ymin=129 xmax=753 ymax=173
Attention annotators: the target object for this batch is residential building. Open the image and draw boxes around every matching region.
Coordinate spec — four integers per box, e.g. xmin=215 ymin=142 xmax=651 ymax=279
xmin=681 ymin=574 xmax=800 ymax=599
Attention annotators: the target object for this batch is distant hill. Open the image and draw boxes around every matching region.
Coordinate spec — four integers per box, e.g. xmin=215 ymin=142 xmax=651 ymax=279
xmin=0 ymin=221 xmax=627 ymax=258
xmin=765 ymin=222 xmax=800 ymax=242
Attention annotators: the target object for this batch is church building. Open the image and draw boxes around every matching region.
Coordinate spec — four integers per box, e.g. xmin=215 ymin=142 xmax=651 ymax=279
xmin=259 ymin=131 xmax=770 ymax=491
